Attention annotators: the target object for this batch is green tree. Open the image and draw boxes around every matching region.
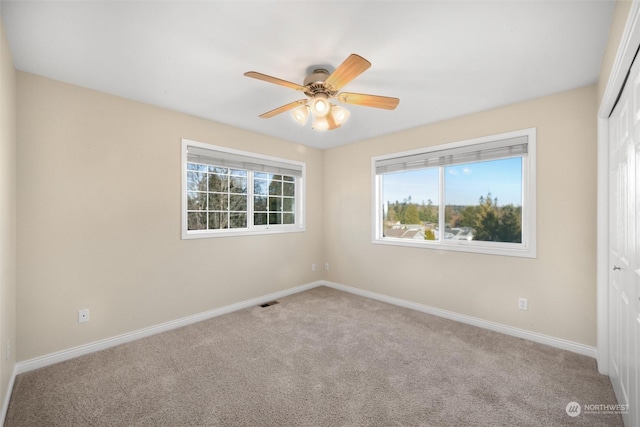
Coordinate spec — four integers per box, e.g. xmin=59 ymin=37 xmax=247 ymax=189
xmin=424 ymin=229 xmax=436 ymax=240
xmin=459 ymin=205 xmax=478 ymax=228
xmin=476 ymin=203 xmax=499 ymax=241
xmin=497 ymin=204 xmax=522 ymax=243
xmin=404 ymin=204 xmax=421 ymax=224
xmin=424 ymin=199 xmax=438 ymax=223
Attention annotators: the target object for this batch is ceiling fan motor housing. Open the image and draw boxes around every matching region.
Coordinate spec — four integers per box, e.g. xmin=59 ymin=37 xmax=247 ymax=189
xmin=303 ymin=69 xmax=337 ymax=97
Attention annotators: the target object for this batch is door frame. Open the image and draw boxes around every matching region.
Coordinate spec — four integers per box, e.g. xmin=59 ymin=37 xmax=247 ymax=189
xmin=597 ymin=0 xmax=640 ymax=375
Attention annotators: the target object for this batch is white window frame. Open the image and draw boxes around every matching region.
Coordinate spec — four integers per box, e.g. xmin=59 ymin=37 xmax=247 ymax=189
xmin=372 ymin=128 xmax=536 ymax=258
xmin=182 ymin=139 xmax=305 ymax=239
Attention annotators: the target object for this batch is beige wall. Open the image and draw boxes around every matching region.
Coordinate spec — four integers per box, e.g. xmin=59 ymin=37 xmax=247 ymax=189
xmin=324 ymin=85 xmax=598 ymax=346
xmin=16 ymin=72 xmax=324 ymax=361
xmin=598 ymin=0 xmax=633 ymax=105
xmin=0 ymin=20 xmax=17 ymax=413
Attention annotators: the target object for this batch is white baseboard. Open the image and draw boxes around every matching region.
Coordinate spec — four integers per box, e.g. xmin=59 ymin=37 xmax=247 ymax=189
xmin=15 ymin=281 xmax=322 ymax=375
xmin=1 ymin=365 xmax=17 ymax=426
xmin=321 ymin=281 xmax=597 ymax=359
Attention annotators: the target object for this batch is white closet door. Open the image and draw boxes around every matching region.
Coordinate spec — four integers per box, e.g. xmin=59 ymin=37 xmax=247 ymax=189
xmin=609 ymin=51 xmax=640 ymax=427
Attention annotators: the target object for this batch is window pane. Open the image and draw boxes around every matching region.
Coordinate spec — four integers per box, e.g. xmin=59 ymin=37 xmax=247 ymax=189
xmin=187 ymin=212 xmax=207 ymax=230
xmin=187 ymin=171 xmax=207 ymax=191
xmin=208 ymin=166 xmax=228 ymax=174
xmin=187 ymin=192 xmax=207 ymax=210
xmin=283 ymin=182 xmax=295 ymax=197
xmin=283 ymin=213 xmax=295 ymax=224
xmin=188 ymin=163 xmax=207 ymax=172
xmin=209 ymin=194 xmax=228 ymax=211
xmin=282 ymin=197 xmax=294 ymax=212
xmin=209 ymin=212 xmax=228 ymax=229
xmin=444 ymin=158 xmax=522 ymax=243
xmin=208 ymin=174 xmax=228 ymax=192
xmin=230 ymin=176 xmax=247 ymax=194
xmin=254 ymin=179 xmax=269 ymax=195
xmin=230 ymin=194 xmax=247 ymax=211
xmin=269 ymin=197 xmax=282 ymax=212
xmin=254 ymin=196 xmax=267 ymax=211
xmin=229 ymin=213 xmax=247 ymax=228
xmin=381 ymin=168 xmax=439 ymax=240
xmin=269 ymin=213 xmax=281 ymax=225
xmin=254 ymin=212 xmax=267 ymax=225
xmin=268 ymin=180 xmax=282 ymax=196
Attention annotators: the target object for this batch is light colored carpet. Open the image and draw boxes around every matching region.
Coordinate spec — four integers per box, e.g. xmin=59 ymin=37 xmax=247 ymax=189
xmin=5 ymin=286 xmax=622 ymax=426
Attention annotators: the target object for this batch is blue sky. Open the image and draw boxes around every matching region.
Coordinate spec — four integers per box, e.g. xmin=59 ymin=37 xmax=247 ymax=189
xmin=382 ymin=157 xmax=522 ymax=206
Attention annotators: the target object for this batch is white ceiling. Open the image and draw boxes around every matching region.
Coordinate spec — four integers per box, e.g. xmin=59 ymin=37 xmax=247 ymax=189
xmin=0 ymin=1 xmax=616 ymax=149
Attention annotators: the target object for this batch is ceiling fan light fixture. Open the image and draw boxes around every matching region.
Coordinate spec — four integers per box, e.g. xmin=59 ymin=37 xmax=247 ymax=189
xmin=310 ymin=93 xmax=331 ymax=117
xmin=291 ymin=105 xmax=309 ymax=125
xmin=311 ymin=115 xmax=330 ymax=131
xmin=330 ymin=104 xmax=350 ymax=126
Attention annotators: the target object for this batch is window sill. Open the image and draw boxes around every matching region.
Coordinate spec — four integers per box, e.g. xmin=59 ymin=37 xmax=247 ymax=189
xmin=183 ymin=226 xmax=305 ymax=240
xmin=372 ymin=237 xmax=536 ymax=258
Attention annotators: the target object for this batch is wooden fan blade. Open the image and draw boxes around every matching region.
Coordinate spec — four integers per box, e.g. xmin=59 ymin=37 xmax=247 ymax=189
xmin=338 ymin=92 xmax=400 ymax=110
xmin=244 ymin=71 xmax=306 ymax=91
xmin=259 ymin=99 xmax=308 ymax=118
xmin=324 ymin=54 xmax=371 ymax=91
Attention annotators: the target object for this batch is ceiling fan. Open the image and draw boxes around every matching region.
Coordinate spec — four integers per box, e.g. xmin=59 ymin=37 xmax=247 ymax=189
xmin=244 ymin=54 xmax=400 ymax=131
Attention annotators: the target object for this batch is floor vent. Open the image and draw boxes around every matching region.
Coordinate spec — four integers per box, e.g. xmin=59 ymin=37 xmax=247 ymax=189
xmin=259 ymin=301 xmax=279 ymax=308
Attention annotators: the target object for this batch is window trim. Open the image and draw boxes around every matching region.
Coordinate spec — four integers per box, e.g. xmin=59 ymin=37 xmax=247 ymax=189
xmin=371 ymin=128 xmax=536 ymax=258
xmin=181 ymin=139 xmax=306 ymax=239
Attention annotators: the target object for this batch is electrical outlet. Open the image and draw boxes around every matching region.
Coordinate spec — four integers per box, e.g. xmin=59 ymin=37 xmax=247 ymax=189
xmin=78 ymin=309 xmax=90 ymax=323
xmin=5 ymin=340 xmax=9 ymax=361
xmin=518 ymin=298 xmax=528 ymax=311
xmin=312 ymin=263 xmax=316 ymax=272
xmin=324 ymin=262 xmax=329 ymax=270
